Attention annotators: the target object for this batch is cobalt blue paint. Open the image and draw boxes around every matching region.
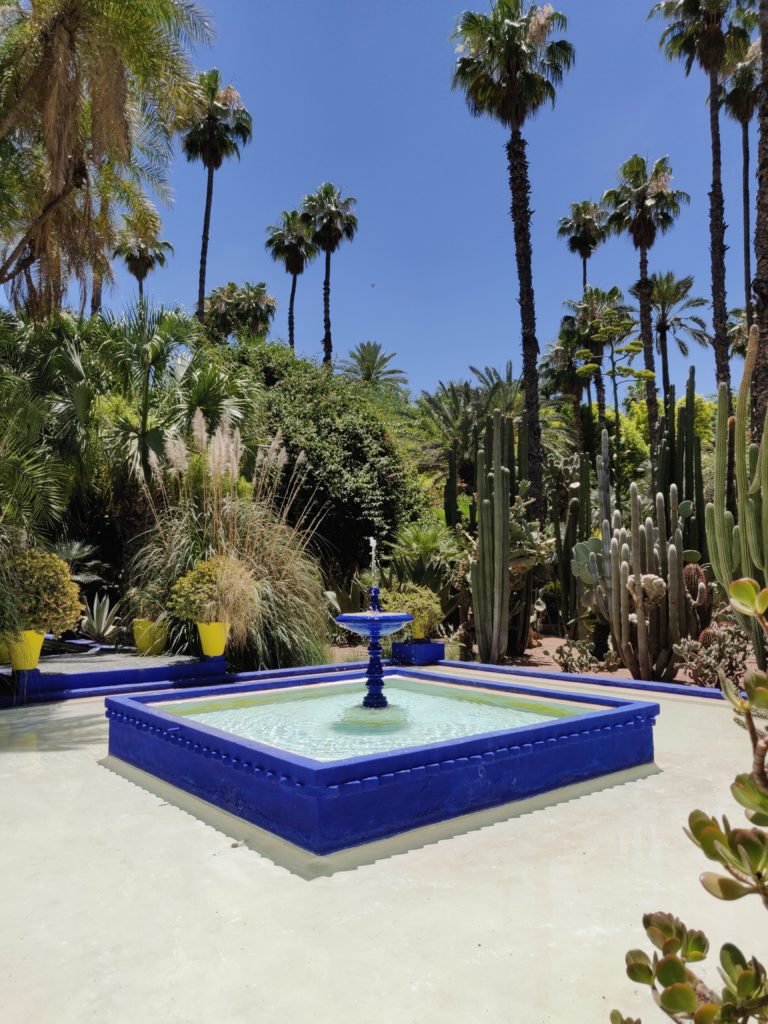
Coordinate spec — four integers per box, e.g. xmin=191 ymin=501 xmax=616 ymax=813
xmin=105 ymin=667 xmax=659 ymax=855
xmin=391 ymin=641 xmax=445 ymax=666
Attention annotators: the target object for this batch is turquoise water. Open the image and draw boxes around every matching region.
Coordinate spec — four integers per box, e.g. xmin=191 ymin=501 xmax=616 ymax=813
xmin=167 ymin=678 xmax=577 ymax=762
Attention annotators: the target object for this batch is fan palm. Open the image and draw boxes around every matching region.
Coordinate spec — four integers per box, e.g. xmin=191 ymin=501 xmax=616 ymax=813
xmin=341 ymin=342 xmax=407 ymax=387
xmin=265 ymin=210 xmax=318 ymax=348
xmin=182 ymin=69 xmax=253 ymax=321
xmin=114 ymin=233 xmax=173 ymax=302
xmin=602 ymin=155 xmax=689 ymax=475
xmin=722 ymin=38 xmax=760 ymax=329
xmin=631 ymin=272 xmax=710 ymax=405
xmin=301 ymin=183 xmax=358 ymax=364
xmin=0 ymin=0 xmax=208 ymax=289
xmin=753 ymin=3 xmax=768 ymax=423
xmin=452 ymin=0 xmax=575 ymax=518
xmin=557 ymin=200 xmax=606 ymax=292
xmin=651 ymin=0 xmax=751 ymax=390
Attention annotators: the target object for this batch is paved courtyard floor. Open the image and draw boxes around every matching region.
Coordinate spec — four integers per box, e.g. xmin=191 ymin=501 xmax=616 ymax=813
xmin=0 ymin=675 xmax=764 ymax=1024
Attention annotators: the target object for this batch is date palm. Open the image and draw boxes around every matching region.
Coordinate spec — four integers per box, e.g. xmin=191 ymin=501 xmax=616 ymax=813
xmin=0 ymin=0 xmax=209 ymax=289
xmin=452 ymin=0 xmax=575 ymax=518
xmin=557 ymin=200 xmax=607 ymax=292
xmin=651 ymin=0 xmax=750 ymax=390
xmin=182 ymin=69 xmax=253 ymax=322
xmin=341 ymin=342 xmax=407 ymax=387
xmin=632 ymin=272 xmax=710 ymax=406
xmin=265 ymin=210 xmax=318 ymax=349
xmin=114 ymin=233 xmax=173 ymax=303
xmin=301 ymin=183 xmax=358 ymax=364
xmin=603 ymin=155 xmax=689 ymax=477
xmin=722 ymin=38 xmax=760 ymax=330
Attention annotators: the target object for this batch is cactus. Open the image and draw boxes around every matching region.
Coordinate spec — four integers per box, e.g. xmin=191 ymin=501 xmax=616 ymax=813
xmin=551 ymin=452 xmax=591 ymax=638
xmin=573 ymin=432 xmax=706 ymax=680
xmin=470 ymin=409 xmax=511 ymax=664
xmin=705 ymin=324 xmax=767 ymax=668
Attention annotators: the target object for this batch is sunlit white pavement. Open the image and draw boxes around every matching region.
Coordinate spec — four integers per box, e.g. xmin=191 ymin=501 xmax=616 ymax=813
xmin=0 ymin=678 xmax=763 ymax=1024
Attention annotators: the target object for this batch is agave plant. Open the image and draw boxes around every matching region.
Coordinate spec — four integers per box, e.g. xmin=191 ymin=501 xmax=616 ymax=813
xmin=80 ymin=593 xmax=122 ymax=644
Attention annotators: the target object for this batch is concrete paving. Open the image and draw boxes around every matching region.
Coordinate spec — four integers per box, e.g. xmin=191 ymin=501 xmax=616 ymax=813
xmin=0 ymin=677 xmax=764 ymax=1024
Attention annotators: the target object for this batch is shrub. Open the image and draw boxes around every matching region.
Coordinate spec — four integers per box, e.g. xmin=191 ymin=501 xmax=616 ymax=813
xmin=169 ymin=556 xmax=255 ymax=638
xmin=241 ymin=344 xmax=422 ymax=573
xmin=4 ymin=548 xmax=82 ymax=635
xmin=674 ymin=618 xmax=749 ymax=689
xmin=379 ymin=583 xmax=443 ymax=640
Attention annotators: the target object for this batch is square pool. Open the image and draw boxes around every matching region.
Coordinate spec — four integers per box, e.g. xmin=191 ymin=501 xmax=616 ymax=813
xmin=105 ymin=666 xmax=659 ymax=854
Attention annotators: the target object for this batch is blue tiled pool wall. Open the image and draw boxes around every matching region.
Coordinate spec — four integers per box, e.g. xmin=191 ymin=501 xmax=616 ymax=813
xmin=106 ymin=668 xmax=658 ymax=855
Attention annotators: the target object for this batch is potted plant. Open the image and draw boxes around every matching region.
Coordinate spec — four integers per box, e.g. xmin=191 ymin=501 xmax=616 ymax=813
xmin=382 ymin=584 xmax=446 ymax=666
xmin=168 ymin=556 xmax=253 ymax=658
xmin=2 ymin=548 xmax=82 ymax=670
xmin=129 ymin=583 xmax=168 ymax=656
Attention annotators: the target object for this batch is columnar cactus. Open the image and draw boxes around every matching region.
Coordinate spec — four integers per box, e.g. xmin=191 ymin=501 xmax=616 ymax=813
xmin=573 ymin=466 xmax=705 ymax=680
xmin=705 ymin=324 xmax=768 ymax=667
xmin=552 ymin=452 xmax=591 ymax=638
xmin=470 ymin=409 xmax=511 ymax=664
xmin=658 ymin=366 xmax=707 ymax=561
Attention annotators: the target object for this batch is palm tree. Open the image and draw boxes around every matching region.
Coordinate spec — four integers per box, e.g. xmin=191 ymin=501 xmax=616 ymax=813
xmin=0 ymin=0 xmax=209 ymax=289
xmin=557 ymin=200 xmax=607 ymax=292
xmin=114 ymin=234 xmax=173 ymax=302
xmin=722 ymin=39 xmax=760 ymax=330
xmin=265 ymin=211 xmax=318 ymax=349
xmin=452 ymin=1 xmax=575 ymax=518
xmin=341 ymin=342 xmax=407 ymax=386
xmin=182 ymin=70 xmax=253 ymax=322
xmin=754 ymin=3 xmax=768 ymax=423
xmin=632 ymin=272 xmax=710 ymax=406
xmin=565 ymin=286 xmax=627 ymax=438
xmin=203 ymin=281 xmax=276 ymax=342
xmin=603 ymin=155 xmax=689 ymax=476
xmin=301 ymin=183 xmax=358 ymax=364
xmin=651 ymin=1 xmax=750 ymax=391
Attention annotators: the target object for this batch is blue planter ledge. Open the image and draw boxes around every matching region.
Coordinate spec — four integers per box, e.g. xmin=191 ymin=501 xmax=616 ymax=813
xmin=391 ymin=640 xmax=445 ymax=666
xmin=105 ymin=665 xmax=659 ymax=855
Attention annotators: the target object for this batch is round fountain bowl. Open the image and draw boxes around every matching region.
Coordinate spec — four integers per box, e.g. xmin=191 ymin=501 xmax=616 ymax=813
xmin=335 ymin=612 xmax=413 ymax=640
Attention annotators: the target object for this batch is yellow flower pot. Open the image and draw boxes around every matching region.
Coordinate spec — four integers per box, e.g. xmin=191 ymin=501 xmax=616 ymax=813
xmin=133 ymin=618 xmax=168 ymax=656
xmin=197 ymin=621 xmax=230 ymax=657
xmin=8 ymin=630 xmax=45 ymax=671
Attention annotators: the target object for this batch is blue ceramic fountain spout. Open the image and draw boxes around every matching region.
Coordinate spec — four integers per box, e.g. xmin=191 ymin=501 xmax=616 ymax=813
xmin=335 ymin=535 xmax=412 ymax=714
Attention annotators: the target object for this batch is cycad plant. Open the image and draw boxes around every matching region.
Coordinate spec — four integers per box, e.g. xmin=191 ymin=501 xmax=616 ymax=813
xmin=603 ymin=155 xmax=689 ymax=478
xmin=265 ymin=210 xmax=318 ymax=349
xmin=452 ymin=0 xmax=575 ymax=519
xmin=301 ymin=183 xmax=358 ymax=364
xmin=182 ymin=69 xmax=253 ymax=321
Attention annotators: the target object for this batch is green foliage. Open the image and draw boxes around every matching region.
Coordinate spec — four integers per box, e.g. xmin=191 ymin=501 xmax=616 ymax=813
xmin=675 ymin=618 xmax=749 ymax=690
xmin=3 ymin=548 xmax=82 ymax=636
xmin=379 ymin=583 xmax=443 ymax=640
xmin=80 ymin=593 xmax=122 ymax=643
xmin=242 ymin=343 xmax=421 ymax=573
xmin=553 ymin=638 xmax=620 ymax=674
xmin=168 ymin=556 xmax=252 ymax=625
xmin=204 ymin=282 xmax=276 ymax=343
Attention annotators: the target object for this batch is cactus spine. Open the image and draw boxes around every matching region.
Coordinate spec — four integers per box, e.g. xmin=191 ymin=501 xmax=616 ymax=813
xmin=705 ymin=324 xmax=767 ymax=667
xmin=470 ymin=409 xmax=511 ymax=664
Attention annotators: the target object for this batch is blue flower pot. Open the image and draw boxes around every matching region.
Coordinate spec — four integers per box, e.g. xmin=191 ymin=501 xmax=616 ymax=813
xmin=390 ymin=640 xmax=445 ymax=666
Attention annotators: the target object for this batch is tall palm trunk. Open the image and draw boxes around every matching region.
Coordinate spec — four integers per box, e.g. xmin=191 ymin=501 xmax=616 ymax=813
xmin=582 ymin=255 xmax=588 ymax=294
xmin=754 ymin=0 xmax=768 ymax=424
xmin=138 ymin=277 xmax=144 ymax=303
xmin=708 ymin=68 xmax=731 ymax=389
xmin=288 ymin=273 xmax=298 ymax=349
xmin=196 ymin=162 xmax=215 ymax=322
xmin=608 ymin=339 xmax=623 ymax=511
xmin=507 ymin=129 xmax=543 ymax=518
xmin=594 ymin=357 xmax=607 ymax=438
xmin=658 ymin=323 xmax=671 ymax=409
xmin=91 ymin=272 xmax=103 ymax=316
xmin=637 ymin=247 xmax=660 ymax=486
xmin=571 ymin=382 xmax=583 ymax=450
xmin=741 ymin=119 xmax=754 ymax=331
xmin=322 ymin=248 xmax=332 ymax=364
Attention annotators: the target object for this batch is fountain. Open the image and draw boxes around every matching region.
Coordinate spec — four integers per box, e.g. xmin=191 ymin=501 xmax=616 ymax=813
xmin=334 ymin=538 xmax=412 ymax=710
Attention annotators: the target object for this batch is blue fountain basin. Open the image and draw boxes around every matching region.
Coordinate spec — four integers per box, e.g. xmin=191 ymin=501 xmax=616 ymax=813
xmin=336 ymin=612 xmax=413 ymax=639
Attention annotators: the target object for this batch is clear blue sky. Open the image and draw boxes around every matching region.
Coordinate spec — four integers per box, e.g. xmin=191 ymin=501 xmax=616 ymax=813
xmin=109 ymin=0 xmax=752 ymax=397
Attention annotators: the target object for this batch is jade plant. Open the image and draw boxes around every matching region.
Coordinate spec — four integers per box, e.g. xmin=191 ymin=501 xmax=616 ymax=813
xmin=3 ymin=548 xmax=82 ymax=637
xmin=611 ymin=577 xmax=768 ymax=1023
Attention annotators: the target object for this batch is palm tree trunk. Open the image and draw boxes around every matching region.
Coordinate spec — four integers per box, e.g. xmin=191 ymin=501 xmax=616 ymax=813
xmin=637 ymin=246 xmax=660 ymax=487
xmin=571 ymin=383 xmax=583 ymax=450
xmin=288 ymin=273 xmax=297 ymax=349
xmin=322 ymin=249 xmax=332 ymax=364
xmin=708 ymin=68 xmax=731 ymax=389
xmin=138 ymin=277 xmax=144 ymax=303
xmin=753 ymin=0 xmax=768 ymax=424
xmin=594 ymin=359 xmax=607 ymax=438
xmin=0 ymin=181 xmax=77 ymax=284
xmin=506 ymin=129 xmax=543 ymax=518
xmin=742 ymin=119 xmax=754 ymax=332
xmin=91 ymin=272 xmax=103 ymax=316
xmin=196 ymin=163 xmax=215 ymax=322
xmin=609 ymin=340 xmax=623 ymax=511
xmin=582 ymin=255 xmax=588 ymax=294
xmin=658 ymin=323 xmax=671 ymax=409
